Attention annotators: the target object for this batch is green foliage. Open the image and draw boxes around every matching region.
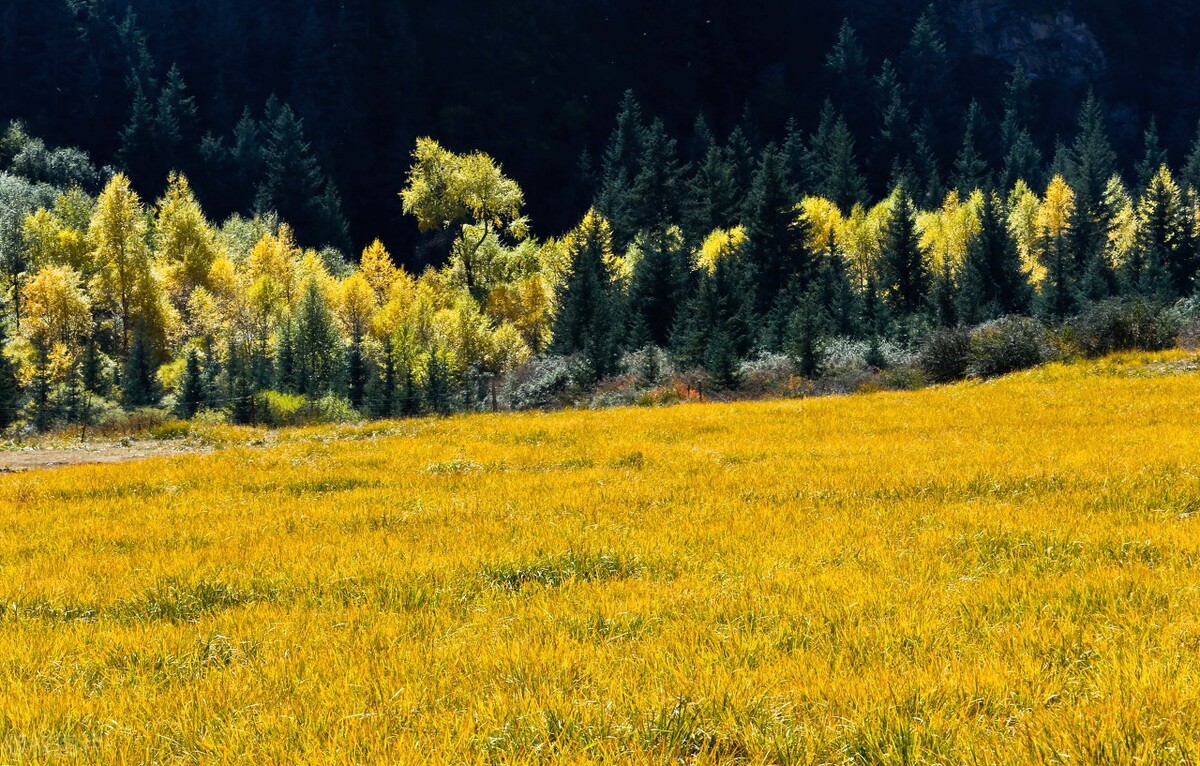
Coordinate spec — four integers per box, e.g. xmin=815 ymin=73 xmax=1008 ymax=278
xmin=968 ymin=316 xmax=1050 ymax=379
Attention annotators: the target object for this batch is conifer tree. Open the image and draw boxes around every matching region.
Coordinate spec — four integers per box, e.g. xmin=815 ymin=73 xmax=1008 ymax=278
xmin=786 ymin=287 xmax=825 ymax=378
xmin=596 ymin=90 xmax=644 ymax=250
xmin=29 ymin=344 xmax=54 ymax=431
xmin=880 ymin=190 xmax=929 ymax=316
xmin=1182 ymin=120 xmax=1200 ymax=194
xmin=1135 ymin=117 xmax=1169 ymax=193
xmin=366 ymin=340 xmax=396 ymax=418
xmin=554 ymin=211 xmax=623 ymax=381
xmin=176 ymin=347 xmax=204 ymax=418
xmin=740 ymin=145 xmax=804 ymax=313
xmin=628 ymin=227 xmax=689 ymax=348
xmin=1065 ymin=91 xmax=1117 ymax=275
xmin=632 ymin=118 xmax=685 ymax=235
xmin=121 ymin=324 xmax=157 ymax=408
xmin=952 ymin=101 xmax=990 ymax=194
xmin=807 ymin=102 xmax=868 ymax=212
xmin=424 ymin=349 xmax=451 ymax=415
xmin=958 ymin=191 xmax=1030 ymax=323
xmin=0 ymin=323 xmax=20 ymax=429
xmin=824 ymin=19 xmax=872 ymax=142
xmin=292 ymin=277 xmax=344 ymax=399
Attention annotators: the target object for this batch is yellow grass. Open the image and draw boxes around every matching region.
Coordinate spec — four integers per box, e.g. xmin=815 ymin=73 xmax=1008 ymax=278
xmin=5 ymin=352 xmax=1200 ymax=764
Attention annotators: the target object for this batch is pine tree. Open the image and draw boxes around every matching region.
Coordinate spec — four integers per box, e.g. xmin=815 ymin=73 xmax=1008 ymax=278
xmin=815 ymin=234 xmax=860 ymax=337
xmin=0 ymin=323 xmax=20 ymax=429
xmin=740 ymin=145 xmax=805 ymax=313
xmin=952 ymin=101 xmax=990 ymax=194
xmin=1066 ymin=91 xmax=1117 ymax=275
xmin=684 ymin=143 xmax=739 ymax=239
xmin=292 ymin=277 xmax=344 ymax=399
xmin=346 ymin=337 xmax=366 ymax=408
xmin=958 ymin=191 xmax=1030 ymax=323
xmin=873 ymin=59 xmax=914 ymax=198
xmin=880 ymin=191 xmax=929 ymax=316
xmin=255 ymin=103 xmax=330 ymax=247
xmin=786 ymin=287 xmax=825 ymax=378
xmin=176 ymin=347 xmax=204 ymax=418
xmin=703 ymin=329 xmax=740 ymax=390
xmin=632 ymin=118 xmax=685 ymax=234
xmin=628 ymin=227 xmax=689 ymax=348
xmin=595 ymin=90 xmax=644 ymax=250
xmin=1135 ymin=117 xmax=1169 ymax=193
xmin=424 ymin=349 xmax=451 ymax=415
xmin=902 ymin=5 xmax=951 ymax=140
xmin=554 ymin=212 xmax=624 ymax=382
xmin=121 ymin=325 xmax=157 ymax=409
xmin=29 ymin=344 xmax=54 ymax=431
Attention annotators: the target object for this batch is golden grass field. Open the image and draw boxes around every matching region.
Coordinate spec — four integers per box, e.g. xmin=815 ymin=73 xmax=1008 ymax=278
xmin=5 ymin=353 xmax=1200 ymax=764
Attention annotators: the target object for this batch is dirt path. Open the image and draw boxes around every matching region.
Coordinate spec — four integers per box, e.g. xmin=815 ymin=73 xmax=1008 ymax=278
xmin=0 ymin=442 xmax=208 ymax=473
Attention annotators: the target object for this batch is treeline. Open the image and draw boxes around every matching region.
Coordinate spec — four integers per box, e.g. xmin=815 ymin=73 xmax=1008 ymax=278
xmin=11 ymin=1 xmax=1200 ymax=255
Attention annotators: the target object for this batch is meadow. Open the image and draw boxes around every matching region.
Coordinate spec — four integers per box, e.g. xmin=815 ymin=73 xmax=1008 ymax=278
xmin=4 ymin=353 xmax=1200 ymax=764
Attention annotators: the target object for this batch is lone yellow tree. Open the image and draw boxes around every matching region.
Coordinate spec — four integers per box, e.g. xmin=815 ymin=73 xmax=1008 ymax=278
xmin=400 ymin=138 xmax=525 ymax=301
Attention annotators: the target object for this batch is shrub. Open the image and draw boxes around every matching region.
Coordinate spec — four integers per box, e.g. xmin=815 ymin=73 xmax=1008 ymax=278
xmin=1066 ymin=299 xmax=1181 ymax=358
xmin=256 ymin=391 xmax=361 ymax=427
xmin=968 ymin=316 xmax=1050 ymax=379
xmin=501 ymin=356 xmax=573 ymax=410
xmin=918 ymin=327 xmax=972 ymax=383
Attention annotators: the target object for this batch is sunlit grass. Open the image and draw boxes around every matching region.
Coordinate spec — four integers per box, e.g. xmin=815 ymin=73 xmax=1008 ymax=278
xmin=4 ymin=351 xmax=1200 ymax=763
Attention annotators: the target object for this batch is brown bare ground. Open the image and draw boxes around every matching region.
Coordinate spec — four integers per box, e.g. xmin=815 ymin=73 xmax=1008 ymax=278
xmin=0 ymin=442 xmax=208 ymax=472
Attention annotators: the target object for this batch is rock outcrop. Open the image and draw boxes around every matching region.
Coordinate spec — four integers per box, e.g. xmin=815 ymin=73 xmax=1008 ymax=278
xmin=948 ymin=0 xmax=1106 ymax=83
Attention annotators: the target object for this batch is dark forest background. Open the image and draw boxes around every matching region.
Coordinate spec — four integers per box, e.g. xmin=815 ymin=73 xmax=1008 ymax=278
xmin=3 ymin=0 xmax=1198 ymax=261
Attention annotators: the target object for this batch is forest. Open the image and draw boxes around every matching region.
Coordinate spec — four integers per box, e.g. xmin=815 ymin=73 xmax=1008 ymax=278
xmin=2 ymin=2 xmax=1200 ymax=430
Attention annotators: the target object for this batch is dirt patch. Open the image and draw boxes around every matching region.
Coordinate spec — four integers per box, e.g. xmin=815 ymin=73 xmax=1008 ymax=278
xmin=0 ymin=443 xmax=208 ymax=473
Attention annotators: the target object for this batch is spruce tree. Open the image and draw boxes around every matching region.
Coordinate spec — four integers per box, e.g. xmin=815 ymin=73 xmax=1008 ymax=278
xmin=1182 ymin=120 xmax=1200 ymax=194
xmin=807 ymin=102 xmax=868 ymax=212
xmin=958 ymin=191 xmax=1030 ymax=323
xmin=628 ymin=227 xmax=689 ymax=348
xmin=366 ymin=342 xmax=397 ymax=419
xmin=824 ymin=19 xmax=872 ymax=142
xmin=554 ymin=212 xmax=624 ymax=381
xmin=595 ymin=90 xmax=644 ymax=250
xmin=0 ymin=323 xmax=21 ymax=429
xmin=29 ymin=345 xmax=54 ymax=432
xmin=952 ymin=101 xmax=990 ymax=194
xmin=346 ymin=337 xmax=366 ymax=408
xmin=292 ymin=277 xmax=344 ymax=399
xmin=880 ymin=191 xmax=929 ymax=316
xmin=632 ymin=118 xmax=685 ymax=234
xmin=1065 ymin=91 xmax=1117 ymax=275
xmin=176 ymin=347 xmax=204 ymax=418
xmin=786 ymin=288 xmax=825 ymax=378
xmin=1135 ymin=117 xmax=1169 ymax=194
xmin=740 ymin=145 xmax=805 ymax=314
xmin=424 ymin=350 xmax=451 ymax=415
xmin=1132 ymin=167 xmax=1189 ymax=298
xmin=121 ymin=326 xmax=157 ymax=409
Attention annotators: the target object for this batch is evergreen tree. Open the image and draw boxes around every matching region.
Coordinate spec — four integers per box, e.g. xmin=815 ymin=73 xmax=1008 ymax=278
xmin=554 ymin=212 xmax=624 ymax=381
xmin=121 ymin=325 xmax=157 ymax=409
xmin=958 ymin=191 xmax=1030 ymax=323
xmin=627 ymin=227 xmax=689 ymax=348
xmin=815 ymin=234 xmax=860 ymax=337
xmin=346 ymin=338 xmax=367 ymax=408
xmin=824 ymin=19 xmax=872 ymax=142
xmin=292 ymin=277 xmax=344 ymax=399
xmin=632 ymin=118 xmax=685 ymax=234
xmin=1182 ymin=120 xmax=1200 ymax=194
xmin=176 ymin=347 xmax=204 ymax=418
xmin=930 ymin=258 xmax=957 ymax=327
xmin=902 ymin=5 xmax=951 ymax=144
xmin=703 ymin=329 xmax=740 ymax=390
xmin=397 ymin=361 xmax=421 ymax=417
xmin=424 ymin=349 xmax=451 ymax=415
xmin=740 ymin=145 xmax=805 ymax=313
xmin=1065 ymin=91 xmax=1117 ymax=275
xmin=807 ymin=101 xmax=868 ymax=212
xmin=685 ymin=143 xmax=739 ymax=239
xmin=952 ymin=101 xmax=990 ymax=194
xmin=1132 ymin=166 xmax=1190 ymax=298
xmin=879 ymin=191 xmax=929 ymax=316
xmin=873 ymin=59 xmax=914 ymax=198
xmin=29 ymin=344 xmax=54 ymax=431
xmin=786 ymin=287 xmax=825 ymax=378
xmin=595 ymin=90 xmax=644 ymax=250
xmin=1135 ymin=117 xmax=1169 ymax=193
xmin=81 ymin=333 xmax=105 ymax=396
xmin=366 ymin=341 xmax=397 ymax=418
xmin=0 ymin=323 xmax=20 ymax=429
